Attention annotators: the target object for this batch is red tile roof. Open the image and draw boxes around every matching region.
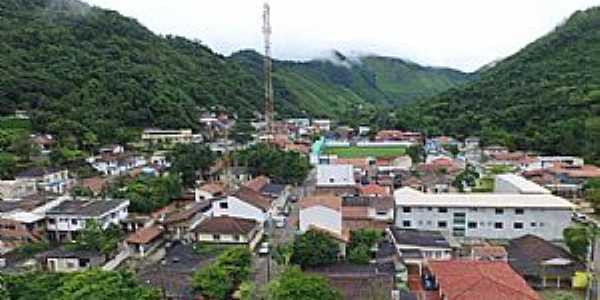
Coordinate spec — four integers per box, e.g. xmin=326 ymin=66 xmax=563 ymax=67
xmin=79 ymin=177 xmax=107 ymax=195
xmin=243 ymin=176 xmax=270 ymax=192
xmin=126 ymin=225 xmax=163 ymax=244
xmin=341 ymin=206 xmax=369 ymax=220
xmin=234 ymin=186 xmax=272 ymax=211
xmin=299 ymin=195 xmax=342 ymax=212
xmin=548 ymin=164 xmax=600 ymax=178
xmin=428 ymin=260 xmax=540 ymax=300
xmin=198 ymin=182 xmax=226 ymax=195
xmin=358 ymin=183 xmax=389 ymax=196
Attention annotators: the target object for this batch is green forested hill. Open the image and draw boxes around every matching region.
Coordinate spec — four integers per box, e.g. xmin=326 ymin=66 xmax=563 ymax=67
xmin=0 ymin=0 xmax=470 ymax=147
xmin=397 ymin=7 xmax=600 ymax=162
xmin=0 ymin=0 xmax=265 ymax=145
xmin=231 ymin=50 xmax=470 ymax=118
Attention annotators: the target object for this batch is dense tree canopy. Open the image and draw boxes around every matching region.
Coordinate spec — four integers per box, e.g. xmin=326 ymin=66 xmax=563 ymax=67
xmin=168 ymin=144 xmax=216 ymax=187
xmin=107 ymin=174 xmax=182 ymax=213
xmin=192 ymin=247 xmax=252 ymax=300
xmin=394 ymin=7 xmax=600 ymax=163
xmin=265 ymin=267 xmax=342 ymax=300
xmin=291 ymin=229 xmax=339 ymax=268
xmin=3 ymin=269 xmax=159 ymax=300
xmin=234 ymin=144 xmax=311 ymax=185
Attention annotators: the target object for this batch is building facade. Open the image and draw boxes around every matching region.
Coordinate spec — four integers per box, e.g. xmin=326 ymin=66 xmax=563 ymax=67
xmin=394 ymin=187 xmax=574 ymax=241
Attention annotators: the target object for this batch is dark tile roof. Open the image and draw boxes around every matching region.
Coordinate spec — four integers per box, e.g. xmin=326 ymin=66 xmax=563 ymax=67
xmin=15 ymin=167 xmax=63 ymax=178
xmin=46 ymin=199 xmax=127 ymax=217
xmin=234 ymin=186 xmax=271 ymax=211
xmin=164 ymin=201 xmax=211 ymax=224
xmin=506 ymin=234 xmax=585 ymax=278
xmin=194 ymin=216 xmax=258 ymax=235
xmin=306 ymin=262 xmax=394 ymax=300
xmin=342 ymin=196 xmax=394 ymax=211
xmin=37 ymin=247 xmax=102 ymax=260
xmin=389 ymin=227 xmax=450 ymax=249
xmin=137 ymin=242 xmax=217 ymax=299
xmin=260 ymin=183 xmax=286 ymax=196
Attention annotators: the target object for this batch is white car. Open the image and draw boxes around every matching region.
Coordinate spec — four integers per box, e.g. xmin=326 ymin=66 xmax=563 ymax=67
xmin=258 ymin=242 xmax=270 ymax=255
xmin=273 ymin=216 xmax=286 ymax=228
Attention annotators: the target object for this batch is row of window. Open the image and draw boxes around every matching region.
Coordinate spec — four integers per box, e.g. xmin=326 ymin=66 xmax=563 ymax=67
xmin=401 ymin=220 xmax=545 ymax=229
xmin=401 ymin=207 xmax=525 ymax=215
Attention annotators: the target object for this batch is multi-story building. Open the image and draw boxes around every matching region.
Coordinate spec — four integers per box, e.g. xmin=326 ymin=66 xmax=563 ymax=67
xmin=141 ymin=129 xmax=193 ymax=145
xmin=394 ymin=187 xmax=574 ymax=241
xmin=14 ymin=168 xmax=71 ymax=195
xmin=45 ymin=199 xmax=129 ymax=242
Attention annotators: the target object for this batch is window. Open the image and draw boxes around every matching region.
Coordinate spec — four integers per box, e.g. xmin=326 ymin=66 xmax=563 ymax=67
xmin=418 ymin=220 xmax=423 ymax=226
xmin=515 ymin=208 xmax=524 ymax=215
xmin=494 ymin=222 xmax=503 ymax=229
xmin=438 ymin=207 xmax=448 ymax=213
xmin=495 ymin=209 xmax=504 ymax=215
xmin=530 ymin=222 xmax=537 ymax=227
xmin=59 ymin=218 xmax=68 ymax=222
xmin=426 ymin=220 xmax=432 ymax=225
xmin=71 ymin=219 xmax=78 ymax=225
xmin=48 ymin=219 xmax=56 ymax=225
xmin=402 ymin=207 xmax=411 ymax=213
xmin=66 ymin=261 xmax=75 ymax=269
xmin=468 ymin=222 xmax=477 ymax=229
xmin=377 ymin=210 xmax=387 ymax=216
xmin=233 ymin=235 xmax=240 ymax=241
xmin=111 ymin=212 xmax=116 ymax=218
xmin=513 ymin=222 xmax=524 ymax=229
xmin=213 ymin=234 xmax=221 ymax=240
xmin=438 ymin=221 xmax=447 ymax=228
xmin=402 ymin=220 xmax=411 ymax=228
xmin=539 ymin=222 xmax=545 ymax=227
xmin=329 ymin=178 xmax=335 ymax=183
xmin=427 ymin=207 xmax=433 ymax=211
xmin=219 ymin=202 xmax=229 ymax=209
xmin=469 ymin=208 xmax=478 ymax=212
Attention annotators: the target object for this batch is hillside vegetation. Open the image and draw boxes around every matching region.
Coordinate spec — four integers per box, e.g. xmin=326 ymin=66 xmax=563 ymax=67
xmin=231 ymin=50 xmax=470 ymax=118
xmin=1 ymin=0 xmax=469 ymax=148
xmin=396 ymin=7 xmax=600 ymax=163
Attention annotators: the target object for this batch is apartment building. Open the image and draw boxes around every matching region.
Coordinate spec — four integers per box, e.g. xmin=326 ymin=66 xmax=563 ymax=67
xmin=141 ymin=129 xmax=193 ymax=145
xmin=45 ymin=199 xmax=129 ymax=242
xmin=394 ymin=187 xmax=574 ymax=241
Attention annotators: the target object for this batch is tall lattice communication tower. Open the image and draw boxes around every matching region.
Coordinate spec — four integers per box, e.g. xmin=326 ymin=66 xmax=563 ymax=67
xmin=263 ymin=2 xmax=274 ymax=136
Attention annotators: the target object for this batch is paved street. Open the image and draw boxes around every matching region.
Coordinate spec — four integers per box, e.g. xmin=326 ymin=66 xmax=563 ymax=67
xmin=252 ymin=169 xmax=313 ymax=291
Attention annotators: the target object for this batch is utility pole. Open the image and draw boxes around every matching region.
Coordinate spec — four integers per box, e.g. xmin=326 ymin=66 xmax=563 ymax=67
xmin=263 ymin=2 xmax=274 ymax=137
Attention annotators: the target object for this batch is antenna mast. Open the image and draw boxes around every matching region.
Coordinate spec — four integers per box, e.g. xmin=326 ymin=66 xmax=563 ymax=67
xmin=263 ymin=2 xmax=274 ymax=136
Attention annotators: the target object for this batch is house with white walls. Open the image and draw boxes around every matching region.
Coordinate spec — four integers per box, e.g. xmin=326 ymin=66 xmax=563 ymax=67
xmin=209 ymin=187 xmax=272 ymax=224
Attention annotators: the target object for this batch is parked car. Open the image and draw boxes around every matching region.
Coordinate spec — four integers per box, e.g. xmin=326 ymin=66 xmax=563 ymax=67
xmin=273 ymin=216 xmax=286 ymax=228
xmin=258 ymin=242 xmax=270 ymax=255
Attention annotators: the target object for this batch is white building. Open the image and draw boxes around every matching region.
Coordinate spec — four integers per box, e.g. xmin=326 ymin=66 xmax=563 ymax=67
xmin=88 ymin=153 xmax=146 ymax=176
xmin=526 ymin=156 xmax=584 ymax=171
xmin=298 ymin=195 xmax=343 ymax=236
xmin=45 ymin=199 xmax=129 ymax=242
xmin=317 ymin=164 xmax=355 ymax=188
xmin=15 ymin=168 xmax=70 ymax=195
xmin=312 ymin=119 xmax=332 ymax=132
xmin=209 ymin=187 xmax=272 ymax=224
xmin=394 ymin=187 xmax=574 ymax=241
xmin=141 ymin=129 xmax=193 ymax=144
xmin=495 ymin=174 xmax=550 ymax=194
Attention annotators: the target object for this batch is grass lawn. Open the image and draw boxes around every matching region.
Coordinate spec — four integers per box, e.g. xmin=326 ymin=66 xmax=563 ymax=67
xmin=539 ymin=289 xmax=584 ymax=300
xmin=472 ymin=177 xmax=494 ymax=192
xmin=323 ymin=146 xmax=406 ymax=158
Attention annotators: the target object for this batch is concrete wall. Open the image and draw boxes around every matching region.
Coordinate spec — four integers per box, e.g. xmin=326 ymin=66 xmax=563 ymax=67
xmin=299 ymin=206 xmax=342 ymax=235
xmin=395 ymin=206 xmax=572 ymax=241
xmin=211 ymin=196 xmax=266 ymax=223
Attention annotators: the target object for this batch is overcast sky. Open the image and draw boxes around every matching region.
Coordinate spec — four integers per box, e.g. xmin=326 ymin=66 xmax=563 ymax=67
xmin=82 ymin=0 xmax=598 ymax=72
